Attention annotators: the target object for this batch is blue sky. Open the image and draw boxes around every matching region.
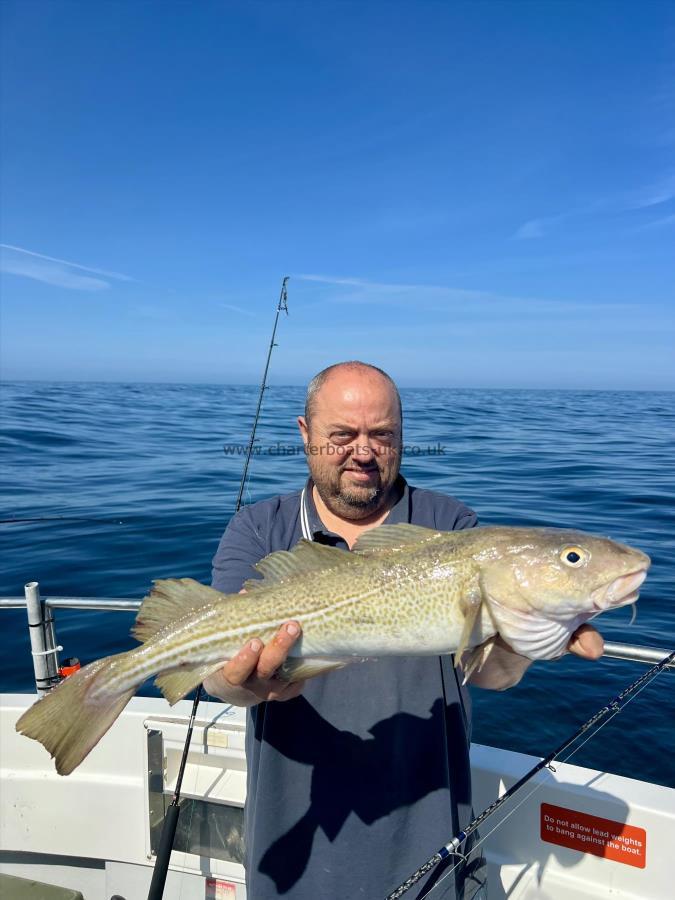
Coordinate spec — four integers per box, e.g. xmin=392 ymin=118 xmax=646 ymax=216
xmin=1 ymin=0 xmax=673 ymax=389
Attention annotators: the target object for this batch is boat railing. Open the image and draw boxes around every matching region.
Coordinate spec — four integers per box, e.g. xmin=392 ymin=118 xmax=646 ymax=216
xmin=1 ymin=581 xmax=673 ymax=694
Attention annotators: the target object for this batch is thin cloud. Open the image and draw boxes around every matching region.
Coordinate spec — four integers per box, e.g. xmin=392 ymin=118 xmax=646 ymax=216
xmin=298 ymin=275 xmax=558 ymax=312
xmin=296 ymin=273 xmax=408 ymax=290
xmin=513 ymin=211 xmax=571 ymax=240
xmin=513 ymin=173 xmax=675 ymax=239
xmin=294 ymin=272 xmax=642 ymax=320
xmin=637 ymin=212 xmax=675 ymax=230
xmin=624 ymin=174 xmax=675 ymax=210
xmin=0 ymin=257 xmax=110 ymax=290
xmin=218 ymin=302 xmax=258 ymax=318
xmin=0 ymin=243 xmax=134 ymax=290
xmin=513 ymin=219 xmax=547 ymax=240
xmin=295 ymin=273 xmax=461 ymax=297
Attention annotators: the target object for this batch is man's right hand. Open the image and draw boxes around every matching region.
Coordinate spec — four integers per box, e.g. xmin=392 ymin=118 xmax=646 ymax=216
xmin=203 ymin=621 xmax=305 ymax=707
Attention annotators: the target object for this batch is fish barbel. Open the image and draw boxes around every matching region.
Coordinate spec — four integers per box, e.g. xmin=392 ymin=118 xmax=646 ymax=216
xmin=16 ymin=523 xmax=650 ymax=774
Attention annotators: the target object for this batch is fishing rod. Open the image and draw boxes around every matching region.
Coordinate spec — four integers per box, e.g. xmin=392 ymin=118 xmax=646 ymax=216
xmin=0 ymin=516 xmax=126 ymax=525
xmin=147 ymin=276 xmax=290 ymax=900
xmin=385 ymin=647 xmax=675 ymax=900
xmin=235 ymin=276 xmax=289 ymax=510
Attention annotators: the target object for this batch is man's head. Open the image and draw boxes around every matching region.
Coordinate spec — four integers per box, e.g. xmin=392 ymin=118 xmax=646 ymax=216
xmin=298 ymin=361 xmax=402 ymax=520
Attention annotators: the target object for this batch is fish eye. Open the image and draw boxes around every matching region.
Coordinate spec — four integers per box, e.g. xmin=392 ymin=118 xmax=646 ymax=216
xmin=561 ymin=546 xmax=587 ymax=567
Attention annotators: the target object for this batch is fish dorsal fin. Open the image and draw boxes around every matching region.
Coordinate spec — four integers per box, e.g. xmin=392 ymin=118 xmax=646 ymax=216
xmin=353 ymin=523 xmax=443 ymax=554
xmin=244 ymin=539 xmax=353 ymax=591
xmin=133 ymin=578 xmax=225 ymax=643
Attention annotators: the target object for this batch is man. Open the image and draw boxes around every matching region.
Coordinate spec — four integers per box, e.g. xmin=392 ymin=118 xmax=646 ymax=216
xmin=206 ymin=361 xmax=603 ymax=900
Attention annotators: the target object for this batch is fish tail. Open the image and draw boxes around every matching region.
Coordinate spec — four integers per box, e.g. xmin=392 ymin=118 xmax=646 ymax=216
xmin=15 ymin=652 xmax=138 ymax=775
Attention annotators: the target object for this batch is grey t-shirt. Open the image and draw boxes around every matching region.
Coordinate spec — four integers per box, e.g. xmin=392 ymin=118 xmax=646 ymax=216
xmin=211 ymin=477 xmax=487 ymax=900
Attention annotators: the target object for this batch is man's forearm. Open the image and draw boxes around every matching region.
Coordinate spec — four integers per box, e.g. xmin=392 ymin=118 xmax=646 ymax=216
xmin=466 ymin=637 xmax=534 ymax=690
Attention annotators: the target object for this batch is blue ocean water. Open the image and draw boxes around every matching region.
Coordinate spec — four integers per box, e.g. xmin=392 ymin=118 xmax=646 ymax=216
xmin=1 ymin=382 xmax=673 ymax=787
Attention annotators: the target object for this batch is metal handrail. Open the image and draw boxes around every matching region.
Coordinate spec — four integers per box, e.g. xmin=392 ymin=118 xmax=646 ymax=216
xmin=602 ymin=641 xmax=675 ymax=668
xmin=0 ymin=597 xmax=141 ymax=611
xmin=1 ymin=594 xmax=673 ymax=670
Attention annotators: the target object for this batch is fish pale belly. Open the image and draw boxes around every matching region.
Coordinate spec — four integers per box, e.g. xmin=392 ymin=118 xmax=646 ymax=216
xmin=276 ymin=623 xmax=469 ymax=684
xmin=288 ymin=612 xmax=477 ymax=660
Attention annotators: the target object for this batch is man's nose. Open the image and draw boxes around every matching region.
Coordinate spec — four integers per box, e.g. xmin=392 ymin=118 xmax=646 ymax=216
xmin=352 ymin=438 xmax=376 ymax=461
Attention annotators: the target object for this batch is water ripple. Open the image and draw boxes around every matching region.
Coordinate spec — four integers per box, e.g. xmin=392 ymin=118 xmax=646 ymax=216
xmin=1 ymin=382 xmax=673 ymax=785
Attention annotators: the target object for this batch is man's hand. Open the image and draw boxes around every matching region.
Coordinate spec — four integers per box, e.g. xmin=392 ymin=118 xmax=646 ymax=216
xmin=203 ymin=621 xmax=305 ymax=707
xmin=566 ymin=623 xmax=604 ymax=660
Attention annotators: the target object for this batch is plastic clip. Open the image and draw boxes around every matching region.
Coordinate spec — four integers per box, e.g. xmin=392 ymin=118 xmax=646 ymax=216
xmin=31 ymin=645 xmax=63 ymax=657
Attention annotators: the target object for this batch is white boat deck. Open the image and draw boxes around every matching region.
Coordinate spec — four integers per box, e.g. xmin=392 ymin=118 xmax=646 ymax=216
xmin=1 ymin=693 xmax=673 ymax=899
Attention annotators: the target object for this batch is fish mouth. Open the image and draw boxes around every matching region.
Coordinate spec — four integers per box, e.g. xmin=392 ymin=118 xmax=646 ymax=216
xmin=592 ymin=569 xmax=648 ymax=611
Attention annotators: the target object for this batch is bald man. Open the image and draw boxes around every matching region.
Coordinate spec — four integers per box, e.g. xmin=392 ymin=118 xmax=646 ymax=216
xmin=207 ymin=361 xmax=602 ymax=900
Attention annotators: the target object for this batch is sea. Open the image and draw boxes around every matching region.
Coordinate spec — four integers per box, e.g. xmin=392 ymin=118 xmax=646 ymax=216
xmin=1 ymin=381 xmax=673 ymax=788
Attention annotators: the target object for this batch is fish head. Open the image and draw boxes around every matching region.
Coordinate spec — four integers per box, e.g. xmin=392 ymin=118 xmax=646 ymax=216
xmin=476 ymin=528 xmax=650 ymax=660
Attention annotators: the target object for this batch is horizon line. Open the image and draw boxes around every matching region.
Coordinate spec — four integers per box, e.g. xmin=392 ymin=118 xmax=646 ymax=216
xmin=1 ymin=377 xmax=672 ymax=394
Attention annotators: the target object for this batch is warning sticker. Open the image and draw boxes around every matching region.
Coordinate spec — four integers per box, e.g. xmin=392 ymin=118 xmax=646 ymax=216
xmin=540 ymin=803 xmax=646 ymax=868
xmin=205 ymin=878 xmax=237 ymax=899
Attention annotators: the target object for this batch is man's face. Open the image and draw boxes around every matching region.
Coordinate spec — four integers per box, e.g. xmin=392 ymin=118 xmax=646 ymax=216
xmin=297 ymin=371 xmax=402 ymax=520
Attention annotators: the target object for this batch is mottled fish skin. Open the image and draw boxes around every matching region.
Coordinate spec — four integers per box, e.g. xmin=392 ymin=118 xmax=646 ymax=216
xmin=16 ymin=524 xmax=650 ymax=774
xmin=111 ymin=535 xmax=481 ymax=692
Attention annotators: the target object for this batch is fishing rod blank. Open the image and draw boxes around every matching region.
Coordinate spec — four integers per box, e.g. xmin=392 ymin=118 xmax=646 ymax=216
xmin=146 ymin=686 xmax=202 ymax=900
xmin=385 ymin=647 xmax=675 ymax=900
xmin=0 ymin=516 xmax=126 ymax=525
xmin=235 ymin=276 xmax=289 ymax=511
xmin=146 ymin=276 xmax=290 ymax=900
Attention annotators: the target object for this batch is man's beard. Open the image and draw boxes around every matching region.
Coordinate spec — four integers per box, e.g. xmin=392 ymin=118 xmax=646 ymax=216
xmin=335 ymin=482 xmax=382 ymax=513
xmin=314 ymin=464 xmax=391 ymax=519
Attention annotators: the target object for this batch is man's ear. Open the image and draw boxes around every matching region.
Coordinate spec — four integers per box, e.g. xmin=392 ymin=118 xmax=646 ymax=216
xmin=297 ymin=416 xmax=309 ymax=446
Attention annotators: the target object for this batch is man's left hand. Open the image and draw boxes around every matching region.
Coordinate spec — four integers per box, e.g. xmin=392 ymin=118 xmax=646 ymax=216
xmin=567 ymin=624 xmax=604 ymax=660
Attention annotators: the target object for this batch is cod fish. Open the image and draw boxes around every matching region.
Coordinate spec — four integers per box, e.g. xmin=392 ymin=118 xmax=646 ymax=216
xmin=16 ymin=524 xmax=650 ymax=775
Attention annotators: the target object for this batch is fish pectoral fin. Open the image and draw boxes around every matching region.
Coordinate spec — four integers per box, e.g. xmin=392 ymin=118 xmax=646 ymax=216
xmin=276 ymin=656 xmax=349 ymax=683
xmin=156 ymin=661 xmax=225 ymax=705
xmin=353 ymin=523 xmax=442 ymax=553
xmin=133 ymin=579 xmax=229 ymax=643
xmin=459 ymin=637 xmax=498 ymax=684
xmin=454 ymin=575 xmax=484 ymax=666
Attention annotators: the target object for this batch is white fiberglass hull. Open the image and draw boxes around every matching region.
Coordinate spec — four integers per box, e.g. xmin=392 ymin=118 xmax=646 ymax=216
xmin=1 ymin=693 xmax=672 ymax=899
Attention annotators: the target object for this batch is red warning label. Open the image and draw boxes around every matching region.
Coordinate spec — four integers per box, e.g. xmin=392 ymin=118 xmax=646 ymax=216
xmin=205 ymin=878 xmax=237 ymax=899
xmin=540 ymin=803 xmax=646 ymax=868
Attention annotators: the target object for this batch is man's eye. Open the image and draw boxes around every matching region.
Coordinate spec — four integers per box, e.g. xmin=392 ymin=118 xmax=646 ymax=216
xmin=374 ymin=431 xmax=394 ymax=440
xmin=331 ymin=432 xmax=353 ymax=441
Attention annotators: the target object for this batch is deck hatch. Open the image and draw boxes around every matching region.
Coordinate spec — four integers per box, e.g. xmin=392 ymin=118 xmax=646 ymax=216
xmin=146 ymin=726 xmax=245 ymax=865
